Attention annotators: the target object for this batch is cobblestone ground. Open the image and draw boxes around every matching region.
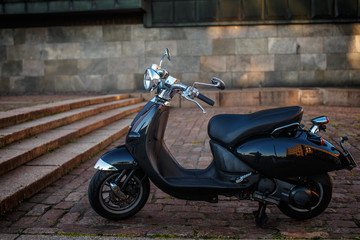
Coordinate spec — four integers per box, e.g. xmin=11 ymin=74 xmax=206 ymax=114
xmin=1 ymin=105 xmax=359 ymax=239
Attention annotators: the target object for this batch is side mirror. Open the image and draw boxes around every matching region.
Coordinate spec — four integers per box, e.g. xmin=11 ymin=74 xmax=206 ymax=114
xmin=211 ymin=77 xmax=225 ymax=90
xmin=165 ymin=48 xmax=171 ymax=61
xmin=159 ymin=48 xmax=171 ymax=67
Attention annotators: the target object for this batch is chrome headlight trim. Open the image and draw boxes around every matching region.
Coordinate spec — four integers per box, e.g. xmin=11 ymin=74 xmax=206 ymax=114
xmin=144 ymin=68 xmax=160 ymax=91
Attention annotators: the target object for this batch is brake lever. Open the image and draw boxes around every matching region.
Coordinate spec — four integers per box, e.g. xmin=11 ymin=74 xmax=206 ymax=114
xmin=181 ymin=93 xmax=206 ymax=114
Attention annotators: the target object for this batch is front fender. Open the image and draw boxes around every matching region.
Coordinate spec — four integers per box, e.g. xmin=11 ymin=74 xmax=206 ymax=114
xmin=94 ymin=145 xmax=137 ymax=171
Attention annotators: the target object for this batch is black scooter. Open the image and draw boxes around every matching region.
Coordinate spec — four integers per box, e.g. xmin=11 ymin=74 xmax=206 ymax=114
xmin=88 ymin=49 xmax=356 ymax=226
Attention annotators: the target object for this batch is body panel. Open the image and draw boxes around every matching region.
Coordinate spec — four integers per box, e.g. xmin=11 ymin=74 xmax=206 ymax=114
xmin=236 ymin=132 xmax=346 ymax=177
xmin=125 ymin=102 xmax=258 ymax=201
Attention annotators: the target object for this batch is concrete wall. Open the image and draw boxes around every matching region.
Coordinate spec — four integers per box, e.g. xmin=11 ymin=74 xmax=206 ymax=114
xmin=0 ymin=23 xmax=360 ymax=94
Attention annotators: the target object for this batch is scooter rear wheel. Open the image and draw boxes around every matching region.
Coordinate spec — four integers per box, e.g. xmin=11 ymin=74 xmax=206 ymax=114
xmin=88 ymin=170 xmax=150 ymax=220
xmin=277 ymin=173 xmax=332 ymax=220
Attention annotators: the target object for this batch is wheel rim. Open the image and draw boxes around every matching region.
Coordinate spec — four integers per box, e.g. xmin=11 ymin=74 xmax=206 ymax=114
xmin=288 ymin=181 xmax=324 ymax=213
xmin=99 ymin=172 xmax=143 ymax=214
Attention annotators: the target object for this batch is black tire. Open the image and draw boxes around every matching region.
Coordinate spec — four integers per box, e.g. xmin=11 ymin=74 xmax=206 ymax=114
xmin=277 ymin=174 xmax=333 ymax=220
xmin=88 ymin=170 xmax=150 ymax=220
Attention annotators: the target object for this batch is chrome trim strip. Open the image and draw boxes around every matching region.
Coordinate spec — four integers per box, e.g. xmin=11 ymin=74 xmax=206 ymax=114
xmin=271 ymin=122 xmax=299 ymax=134
xmin=94 ymin=158 xmax=118 ymax=171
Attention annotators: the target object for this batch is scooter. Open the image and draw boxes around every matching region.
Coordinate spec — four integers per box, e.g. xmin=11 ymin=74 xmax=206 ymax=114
xmin=88 ymin=49 xmax=356 ymax=226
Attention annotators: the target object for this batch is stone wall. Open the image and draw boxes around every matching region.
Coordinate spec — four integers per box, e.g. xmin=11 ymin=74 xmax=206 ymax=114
xmin=0 ymin=23 xmax=360 ymax=94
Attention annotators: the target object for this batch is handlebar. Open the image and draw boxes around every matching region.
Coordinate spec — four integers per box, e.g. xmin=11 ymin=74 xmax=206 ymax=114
xmin=197 ymin=93 xmax=214 ymax=106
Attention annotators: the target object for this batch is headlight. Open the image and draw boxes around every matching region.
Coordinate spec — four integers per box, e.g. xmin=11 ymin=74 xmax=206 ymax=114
xmin=144 ymin=68 xmax=160 ymax=91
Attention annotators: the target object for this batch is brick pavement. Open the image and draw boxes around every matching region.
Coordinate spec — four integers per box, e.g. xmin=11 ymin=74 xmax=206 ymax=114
xmin=0 ymin=105 xmax=359 ymax=239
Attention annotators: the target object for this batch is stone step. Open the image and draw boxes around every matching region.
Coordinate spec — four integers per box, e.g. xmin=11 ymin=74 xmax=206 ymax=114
xmin=0 ymin=102 xmax=145 ymax=176
xmin=0 ymin=94 xmax=130 ymax=129
xmin=0 ymin=117 xmax=134 ymax=215
xmin=0 ymin=97 xmax=142 ymax=148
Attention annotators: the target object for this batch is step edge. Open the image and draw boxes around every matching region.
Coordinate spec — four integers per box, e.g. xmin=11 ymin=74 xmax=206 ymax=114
xmin=0 ymin=94 xmax=131 ymax=129
xmin=0 ymin=120 xmax=130 ymax=215
xmin=0 ymin=98 xmax=143 ymax=147
xmin=0 ymin=103 xmax=144 ymax=176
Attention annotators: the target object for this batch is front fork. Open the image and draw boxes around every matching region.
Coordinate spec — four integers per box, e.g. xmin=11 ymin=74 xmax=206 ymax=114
xmin=109 ymin=169 xmax=136 ymax=199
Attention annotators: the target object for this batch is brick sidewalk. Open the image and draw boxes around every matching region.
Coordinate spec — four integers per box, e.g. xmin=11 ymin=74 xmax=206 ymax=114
xmin=0 ymin=105 xmax=359 ymax=239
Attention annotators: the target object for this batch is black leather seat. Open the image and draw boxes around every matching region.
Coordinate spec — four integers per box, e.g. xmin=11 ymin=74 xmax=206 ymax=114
xmin=208 ymin=106 xmax=303 ymax=147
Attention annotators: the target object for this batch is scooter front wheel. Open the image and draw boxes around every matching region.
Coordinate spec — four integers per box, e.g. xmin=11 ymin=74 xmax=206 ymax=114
xmin=88 ymin=170 xmax=150 ymax=220
xmin=277 ymin=173 xmax=332 ymax=220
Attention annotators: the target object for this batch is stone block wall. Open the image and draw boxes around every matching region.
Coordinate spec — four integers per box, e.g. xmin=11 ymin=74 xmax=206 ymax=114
xmin=0 ymin=23 xmax=360 ymax=94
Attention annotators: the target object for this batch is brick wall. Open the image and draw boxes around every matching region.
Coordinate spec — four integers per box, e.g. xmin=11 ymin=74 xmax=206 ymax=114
xmin=0 ymin=23 xmax=360 ymax=94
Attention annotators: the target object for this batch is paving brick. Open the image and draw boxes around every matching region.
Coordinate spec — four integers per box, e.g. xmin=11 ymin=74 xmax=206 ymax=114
xmin=40 ymin=209 xmax=66 ymax=223
xmin=54 ymin=202 xmax=74 ymax=210
xmin=22 ymin=227 xmax=59 ymax=234
xmin=64 ymin=192 xmax=84 ymax=202
xmin=26 ymin=204 xmax=51 ymax=216
xmin=59 ymin=212 xmax=80 ymax=224
xmin=147 ymin=225 xmax=194 ymax=237
xmin=0 ymin=234 xmax=18 ymax=240
xmin=197 ymin=227 xmax=238 ymax=238
xmin=42 ymin=195 xmax=65 ymax=205
xmin=12 ymin=216 xmax=38 ymax=228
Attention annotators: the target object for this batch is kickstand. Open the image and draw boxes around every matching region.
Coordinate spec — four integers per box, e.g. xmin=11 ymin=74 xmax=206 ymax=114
xmin=253 ymin=202 xmax=280 ymax=233
xmin=253 ymin=202 xmax=268 ymax=227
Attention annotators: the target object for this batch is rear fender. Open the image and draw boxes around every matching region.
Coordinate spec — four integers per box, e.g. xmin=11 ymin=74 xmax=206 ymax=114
xmin=94 ymin=145 xmax=138 ymax=171
xmin=236 ymin=131 xmax=346 ymax=177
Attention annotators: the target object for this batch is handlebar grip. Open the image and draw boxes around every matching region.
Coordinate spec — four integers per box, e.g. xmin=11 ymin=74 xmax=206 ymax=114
xmin=197 ymin=93 xmax=214 ymax=106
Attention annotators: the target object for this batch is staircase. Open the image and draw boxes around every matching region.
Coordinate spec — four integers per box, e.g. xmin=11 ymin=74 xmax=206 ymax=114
xmin=0 ymin=94 xmax=145 ymax=215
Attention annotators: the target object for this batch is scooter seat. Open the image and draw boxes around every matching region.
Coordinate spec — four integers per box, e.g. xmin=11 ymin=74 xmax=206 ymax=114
xmin=208 ymin=106 xmax=303 ymax=147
